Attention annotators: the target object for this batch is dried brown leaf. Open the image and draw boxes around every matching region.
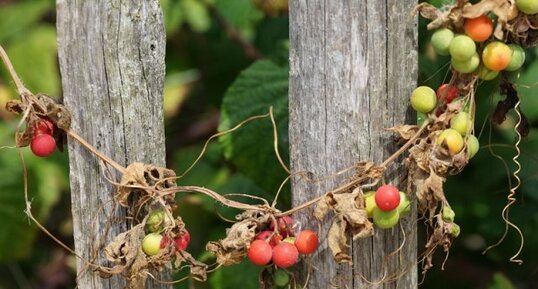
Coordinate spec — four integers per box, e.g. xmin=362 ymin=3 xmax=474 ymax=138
xmin=117 ymin=163 xmax=177 ymax=207
xmin=327 ymin=218 xmax=352 ymax=264
xmin=206 ymin=210 xmax=269 ymax=266
xmin=387 ymin=125 xmax=419 ymax=141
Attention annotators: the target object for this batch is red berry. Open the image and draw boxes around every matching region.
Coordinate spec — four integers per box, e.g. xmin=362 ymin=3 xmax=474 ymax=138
xmin=375 ymin=185 xmax=401 ymax=212
xmin=30 ymin=134 xmax=56 ymax=157
xmin=436 ymin=84 xmax=459 ymax=103
xmin=247 ymin=240 xmax=273 ymax=266
xmin=34 ymin=119 xmax=55 ymax=136
xmin=269 ymin=216 xmax=294 ymax=237
xmin=256 ymin=230 xmax=282 ymax=247
xmin=175 ymin=231 xmax=190 ymax=251
xmin=294 ymin=230 xmax=318 ymax=255
xmin=272 ymin=242 xmax=299 ymax=268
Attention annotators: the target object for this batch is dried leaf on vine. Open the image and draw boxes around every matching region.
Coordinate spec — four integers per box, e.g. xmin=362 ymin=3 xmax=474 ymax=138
xmin=492 ymin=81 xmax=519 ymax=125
xmin=413 ymin=2 xmax=463 ymax=30
xmin=318 ymin=190 xmax=373 ymax=263
xmin=173 ymin=250 xmax=208 ymax=281
xmin=461 ymin=0 xmax=518 ymax=22
xmin=387 ymin=125 xmax=419 ymax=141
xmin=414 ymin=169 xmax=446 ymax=219
xmin=423 ymin=217 xmax=457 ymax=273
xmin=206 ymin=210 xmax=270 ymax=266
xmin=117 ymin=163 xmax=177 ymax=208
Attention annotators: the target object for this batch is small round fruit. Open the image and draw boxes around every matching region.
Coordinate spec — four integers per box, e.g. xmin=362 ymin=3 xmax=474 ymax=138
xmin=256 ymin=230 xmax=282 ymax=247
xmin=273 ymin=268 xmax=290 ymax=287
xmin=146 ymin=209 xmax=174 ymax=233
xmin=142 ymin=233 xmax=163 ymax=256
xmin=375 ymin=185 xmax=401 ymax=212
xmin=451 ymin=52 xmax=479 ymax=73
xmin=467 ymin=134 xmax=480 ymax=159
xmin=437 ymin=129 xmax=465 ymax=154
xmin=464 ymin=15 xmax=493 ymax=42
xmin=364 ymin=191 xmax=376 ymax=218
xmin=294 ymin=230 xmax=318 ymax=255
xmin=431 ymin=28 xmax=454 ymax=56
xmin=478 ymin=65 xmax=499 ymax=80
xmin=272 ymin=242 xmax=299 ymax=268
xmin=372 ymin=207 xmax=400 ymax=229
xmin=516 ymin=0 xmax=538 ymax=14
xmin=175 ymin=230 xmax=190 ymax=251
xmin=270 ymin=216 xmax=294 ymax=237
xmin=34 ymin=119 xmax=55 ymax=136
xmin=442 ymin=206 xmax=455 ymax=222
xmin=449 ymin=35 xmax=476 ymax=61
xmin=397 ymin=192 xmax=411 ymax=217
xmin=482 ymin=42 xmax=512 ymax=71
xmin=505 ymin=44 xmax=526 ymax=71
xmin=451 ymin=223 xmax=461 ymax=237
xmin=30 ymin=134 xmax=56 ymax=157
xmin=247 ymin=240 xmax=273 ymax=266
xmin=436 ymin=84 xmax=459 ymax=103
xmin=410 ymin=86 xmax=437 ymax=113
xmin=450 ymin=111 xmax=470 ymax=136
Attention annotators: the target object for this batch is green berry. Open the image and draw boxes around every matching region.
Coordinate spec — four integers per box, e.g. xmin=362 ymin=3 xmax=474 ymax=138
xmin=449 ymin=35 xmax=476 ymax=61
xmin=505 ymin=44 xmax=526 ymax=71
xmin=442 ymin=206 xmax=455 ymax=223
xmin=273 ymin=268 xmax=290 ymax=287
xmin=372 ymin=207 xmax=400 ymax=229
xmin=142 ymin=233 xmax=163 ymax=256
xmin=364 ymin=191 xmax=376 ymax=218
xmin=397 ymin=192 xmax=411 ymax=217
xmin=478 ymin=65 xmax=499 ymax=80
xmin=451 ymin=52 xmax=479 ymax=73
xmin=410 ymin=86 xmax=437 ymax=113
xmin=467 ymin=134 xmax=480 ymax=159
xmin=146 ymin=209 xmax=174 ymax=233
xmin=450 ymin=111 xmax=470 ymax=136
xmin=431 ymin=28 xmax=454 ymax=56
xmin=516 ymin=0 xmax=538 ymax=15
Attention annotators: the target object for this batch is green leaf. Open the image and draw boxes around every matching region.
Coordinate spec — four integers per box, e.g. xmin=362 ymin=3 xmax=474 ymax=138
xmin=0 ymin=1 xmax=52 ymax=42
xmin=182 ymin=0 xmax=211 ymax=33
xmin=0 ymin=124 xmax=66 ymax=261
xmin=208 ymin=260 xmax=261 ymax=289
xmin=218 ymin=60 xmax=289 ymax=203
xmin=215 ymin=0 xmax=263 ymax=40
xmin=486 ymin=273 xmax=515 ymax=289
xmin=3 ymin=25 xmax=60 ymax=96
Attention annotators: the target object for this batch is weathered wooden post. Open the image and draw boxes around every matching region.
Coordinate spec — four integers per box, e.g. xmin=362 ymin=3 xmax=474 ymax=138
xmin=57 ymin=1 xmax=170 ymax=288
xmin=289 ymin=1 xmax=418 ymax=288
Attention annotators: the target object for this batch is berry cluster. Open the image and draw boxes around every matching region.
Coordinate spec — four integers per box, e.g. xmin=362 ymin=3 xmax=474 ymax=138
xmin=431 ymin=14 xmax=525 ymax=78
xmin=141 ymin=210 xmax=190 ymax=256
xmin=364 ymin=185 xmax=410 ymax=229
xmin=246 ymin=216 xmax=319 ymax=270
xmin=30 ymin=119 xmax=56 ymax=157
xmin=411 ymin=84 xmax=479 ymax=157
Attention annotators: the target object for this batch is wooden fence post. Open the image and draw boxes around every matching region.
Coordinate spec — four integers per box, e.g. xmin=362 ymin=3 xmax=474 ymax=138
xmin=289 ymin=1 xmax=418 ymax=288
xmin=57 ymin=1 xmax=170 ymax=288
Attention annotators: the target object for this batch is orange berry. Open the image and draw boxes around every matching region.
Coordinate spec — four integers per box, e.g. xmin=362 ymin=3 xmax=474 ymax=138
xmin=464 ymin=15 xmax=493 ymax=42
xmin=482 ymin=42 xmax=512 ymax=71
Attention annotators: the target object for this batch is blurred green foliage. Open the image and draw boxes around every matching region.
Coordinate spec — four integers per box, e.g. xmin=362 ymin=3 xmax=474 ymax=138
xmin=0 ymin=0 xmax=537 ymax=288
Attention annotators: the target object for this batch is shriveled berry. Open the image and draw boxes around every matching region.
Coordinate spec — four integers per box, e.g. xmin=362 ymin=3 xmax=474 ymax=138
xmin=272 ymin=242 xmax=299 ymax=268
xmin=294 ymin=230 xmax=318 ymax=255
xmin=436 ymin=84 xmax=459 ymax=103
xmin=256 ymin=230 xmax=282 ymax=247
xmin=30 ymin=134 xmax=56 ymax=157
xmin=247 ymin=240 xmax=273 ymax=266
xmin=175 ymin=230 xmax=190 ymax=251
xmin=34 ymin=119 xmax=55 ymax=136
xmin=146 ymin=209 xmax=174 ymax=233
xmin=269 ymin=216 xmax=294 ymax=237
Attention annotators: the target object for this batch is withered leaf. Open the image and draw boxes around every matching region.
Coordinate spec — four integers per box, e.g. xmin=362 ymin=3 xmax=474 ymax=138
xmin=327 ymin=218 xmax=352 ymax=264
xmin=387 ymin=125 xmax=420 ymax=141
xmin=117 ymin=163 xmax=177 ymax=207
xmin=492 ymin=80 xmax=519 ymax=125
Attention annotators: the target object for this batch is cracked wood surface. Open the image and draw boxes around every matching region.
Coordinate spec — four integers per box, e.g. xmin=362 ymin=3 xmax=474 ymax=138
xmin=289 ymin=1 xmax=418 ymax=288
xmin=57 ymin=1 xmax=169 ymax=288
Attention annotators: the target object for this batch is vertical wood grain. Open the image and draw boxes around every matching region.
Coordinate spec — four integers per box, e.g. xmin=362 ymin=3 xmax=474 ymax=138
xmin=289 ymin=0 xmax=418 ymax=288
xmin=56 ymin=0 xmax=169 ymax=288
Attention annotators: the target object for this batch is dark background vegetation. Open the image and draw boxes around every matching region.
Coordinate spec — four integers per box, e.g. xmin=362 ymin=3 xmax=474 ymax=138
xmin=0 ymin=0 xmax=536 ymax=288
